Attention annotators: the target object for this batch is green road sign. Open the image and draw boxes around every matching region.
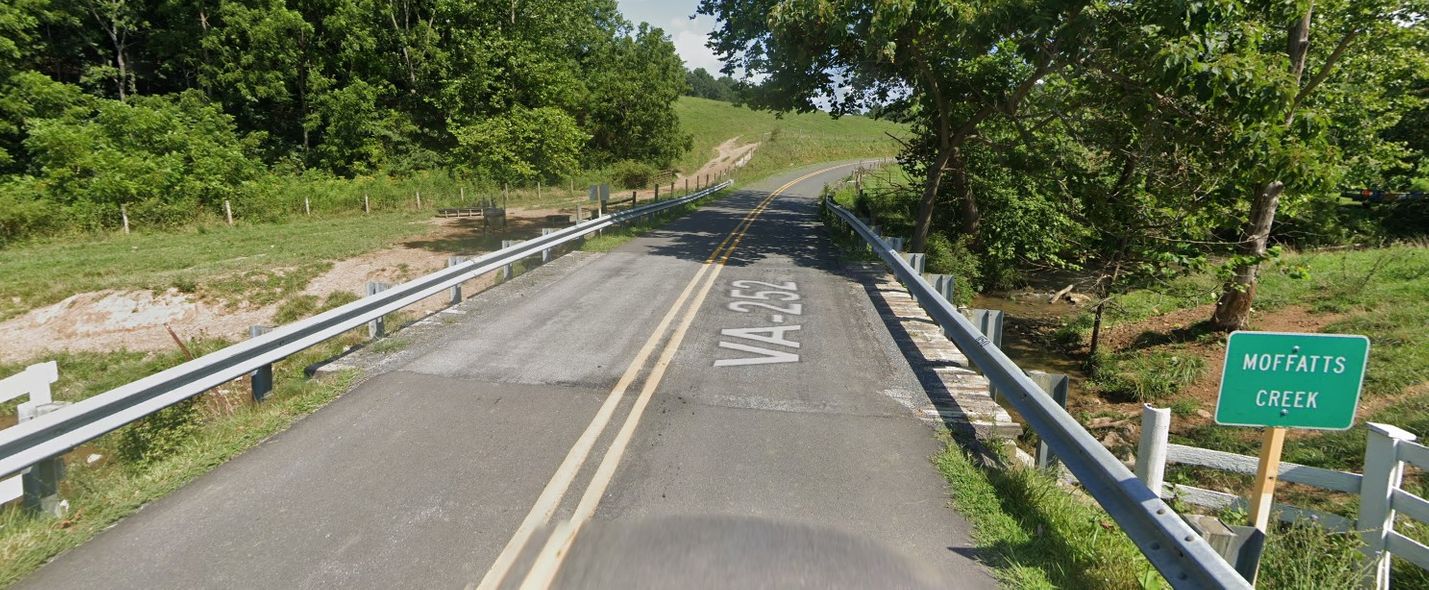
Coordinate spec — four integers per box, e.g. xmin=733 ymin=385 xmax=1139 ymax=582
xmin=1215 ymin=331 xmax=1370 ymax=430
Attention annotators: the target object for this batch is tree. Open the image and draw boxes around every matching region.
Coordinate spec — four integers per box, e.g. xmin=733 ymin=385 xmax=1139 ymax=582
xmin=453 ymin=106 xmax=587 ymax=184
xmin=699 ymin=0 xmax=1092 ymax=252
xmin=686 ymin=67 xmax=739 ymax=102
xmin=1189 ymin=0 xmax=1419 ymax=330
xmin=586 ymin=24 xmax=692 ymax=167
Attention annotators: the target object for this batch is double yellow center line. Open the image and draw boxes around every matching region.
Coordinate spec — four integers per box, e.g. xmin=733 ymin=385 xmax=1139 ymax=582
xmin=475 ymin=164 xmax=853 ymax=590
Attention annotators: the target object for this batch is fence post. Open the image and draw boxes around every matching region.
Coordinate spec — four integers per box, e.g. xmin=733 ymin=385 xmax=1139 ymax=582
xmin=365 ymin=282 xmax=389 ymax=338
xmin=685 ymin=178 xmax=689 ymax=195
xmin=304 ymin=196 xmax=311 ymax=216
xmin=654 ymin=184 xmax=659 ymax=201
xmin=121 ymin=203 xmax=131 ymax=234
xmin=248 ymin=325 xmax=274 ymax=402
xmin=447 ymin=256 xmax=467 ymax=304
xmin=20 ymin=407 xmax=66 ymax=518
xmin=13 ymin=363 xmax=68 ymax=517
xmin=1136 ymin=405 xmax=1172 ymax=497
xmin=364 ymin=194 xmax=370 ymax=214
xmin=224 ymin=200 xmax=234 ymax=226
xmin=1360 ymin=422 xmax=1417 ymax=589
xmin=1030 ymin=371 xmax=1071 ymax=470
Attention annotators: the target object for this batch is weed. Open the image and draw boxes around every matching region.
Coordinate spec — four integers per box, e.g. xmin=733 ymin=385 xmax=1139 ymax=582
xmin=1090 ymin=351 xmax=1206 ymax=402
xmin=368 ymin=337 xmax=409 ymax=355
xmin=116 ymin=398 xmax=202 ymax=464
xmin=1258 ymin=521 xmax=1367 ymax=589
xmin=1169 ymin=398 xmax=1200 ymax=417
xmin=273 ymin=291 xmax=360 ymax=325
xmin=936 ymin=440 xmax=1156 ymax=588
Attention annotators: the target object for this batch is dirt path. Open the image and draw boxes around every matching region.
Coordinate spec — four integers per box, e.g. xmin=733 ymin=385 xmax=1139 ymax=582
xmin=683 ymin=137 xmax=759 ymax=181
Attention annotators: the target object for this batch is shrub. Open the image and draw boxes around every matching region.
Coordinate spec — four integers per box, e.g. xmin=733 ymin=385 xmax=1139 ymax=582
xmin=0 ymin=178 xmax=57 ymax=246
xmin=924 ymin=232 xmax=981 ymax=305
xmin=608 ymin=159 xmax=659 ymax=189
xmin=16 ymin=90 xmax=262 ymax=232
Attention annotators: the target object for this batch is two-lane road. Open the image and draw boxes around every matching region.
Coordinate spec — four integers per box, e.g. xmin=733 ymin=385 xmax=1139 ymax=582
xmin=21 ymin=162 xmax=995 ymax=590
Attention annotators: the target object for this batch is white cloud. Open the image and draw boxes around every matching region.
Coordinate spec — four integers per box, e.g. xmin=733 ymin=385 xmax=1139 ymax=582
xmin=664 ymin=14 xmax=724 ymax=74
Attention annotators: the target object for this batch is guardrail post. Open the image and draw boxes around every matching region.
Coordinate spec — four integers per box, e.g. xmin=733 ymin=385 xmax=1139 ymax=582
xmin=1136 ymin=405 xmax=1171 ymax=496
xmin=1031 ymin=371 xmax=1071 ymax=470
xmin=1360 ymin=423 xmax=1417 ymax=589
xmin=964 ymin=309 xmax=1004 ymax=399
xmin=248 ymin=325 xmax=275 ymax=401
xmin=923 ymin=274 xmax=956 ymax=304
xmin=505 ymin=238 xmax=523 ymax=278
xmin=899 ymin=251 xmax=925 ymax=274
xmin=886 ymin=237 xmax=905 ymax=251
xmin=19 ymin=401 xmax=69 ymax=517
xmin=447 ymin=256 xmax=469 ymax=304
xmin=540 ymin=229 xmax=557 ymax=262
xmin=365 ymin=282 xmax=389 ymax=338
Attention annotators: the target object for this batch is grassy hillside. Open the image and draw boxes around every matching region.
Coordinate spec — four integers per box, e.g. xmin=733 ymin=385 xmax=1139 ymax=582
xmin=675 ymin=97 xmax=906 ymax=179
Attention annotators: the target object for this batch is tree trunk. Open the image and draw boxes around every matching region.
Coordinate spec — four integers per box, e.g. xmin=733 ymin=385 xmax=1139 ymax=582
xmin=1211 ymin=180 xmax=1284 ymax=330
xmin=949 ymin=148 xmax=979 ymax=243
xmin=1088 ymin=299 xmax=1107 ymax=371
xmin=910 ymin=143 xmax=953 ymax=253
xmin=1210 ymin=7 xmax=1312 ymax=331
xmin=115 ymin=48 xmax=128 ymax=101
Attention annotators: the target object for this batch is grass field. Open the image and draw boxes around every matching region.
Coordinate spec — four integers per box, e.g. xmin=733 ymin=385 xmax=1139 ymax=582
xmin=0 ymin=213 xmax=435 ymax=322
xmin=675 ymin=97 xmax=905 ymax=181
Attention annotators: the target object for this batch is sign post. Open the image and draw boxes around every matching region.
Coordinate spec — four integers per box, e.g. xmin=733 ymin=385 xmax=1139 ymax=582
xmin=1211 ymin=331 xmax=1366 ymax=522
xmin=1214 ymin=331 xmax=1370 ymax=578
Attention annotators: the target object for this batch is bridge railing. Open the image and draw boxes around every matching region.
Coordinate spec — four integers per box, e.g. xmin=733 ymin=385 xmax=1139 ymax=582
xmin=820 ymin=197 xmax=1251 ymax=589
xmin=0 ymin=181 xmax=735 ymax=494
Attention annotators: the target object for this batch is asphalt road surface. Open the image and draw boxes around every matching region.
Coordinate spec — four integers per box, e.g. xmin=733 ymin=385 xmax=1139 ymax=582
xmin=21 ymin=162 xmax=997 ymax=590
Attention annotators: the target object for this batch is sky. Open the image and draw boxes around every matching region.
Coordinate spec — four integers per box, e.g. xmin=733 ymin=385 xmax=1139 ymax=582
xmin=615 ymin=0 xmax=726 ymax=75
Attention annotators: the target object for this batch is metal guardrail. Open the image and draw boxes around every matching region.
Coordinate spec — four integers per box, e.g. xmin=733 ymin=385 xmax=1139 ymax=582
xmin=821 ymin=198 xmax=1251 ymax=589
xmin=0 ymin=181 xmax=734 ymax=483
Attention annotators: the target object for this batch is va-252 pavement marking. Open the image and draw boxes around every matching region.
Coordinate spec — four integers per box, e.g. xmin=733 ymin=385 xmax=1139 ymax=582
xmin=716 ymin=279 xmax=803 ymax=367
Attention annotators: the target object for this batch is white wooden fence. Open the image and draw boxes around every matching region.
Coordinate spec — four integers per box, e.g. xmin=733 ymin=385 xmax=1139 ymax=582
xmin=1135 ymin=404 xmax=1428 ymax=588
xmin=0 ymin=361 xmax=68 ymax=515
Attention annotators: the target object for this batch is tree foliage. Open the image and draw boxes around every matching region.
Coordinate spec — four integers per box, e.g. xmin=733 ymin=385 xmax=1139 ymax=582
xmin=686 ymin=67 xmax=741 ymax=102
xmin=704 ymin=0 xmax=1429 ymax=331
xmin=0 ymin=0 xmax=694 ymax=241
